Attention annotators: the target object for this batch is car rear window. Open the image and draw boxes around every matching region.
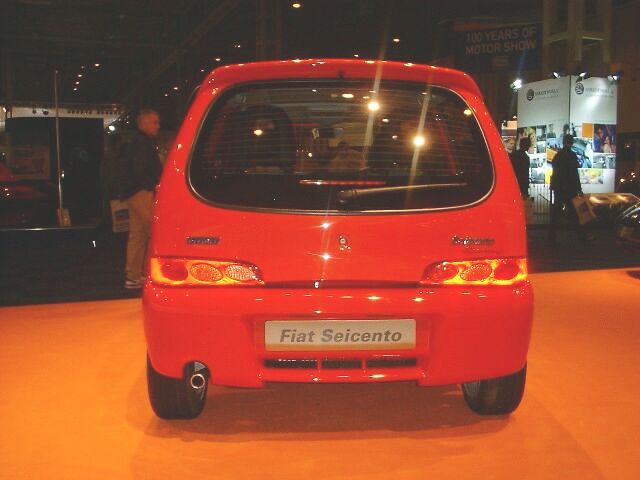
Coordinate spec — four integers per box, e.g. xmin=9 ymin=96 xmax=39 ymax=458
xmin=188 ymin=81 xmax=493 ymax=212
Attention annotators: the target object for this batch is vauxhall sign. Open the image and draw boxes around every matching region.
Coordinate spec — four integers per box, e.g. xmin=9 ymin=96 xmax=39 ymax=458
xmin=517 ymin=77 xmax=571 ymax=130
xmin=526 ymin=88 xmax=561 ymax=101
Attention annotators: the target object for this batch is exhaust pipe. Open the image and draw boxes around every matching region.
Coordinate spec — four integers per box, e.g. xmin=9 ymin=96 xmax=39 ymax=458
xmin=189 ymin=372 xmax=207 ymax=390
xmin=188 ymin=361 xmax=208 ymax=390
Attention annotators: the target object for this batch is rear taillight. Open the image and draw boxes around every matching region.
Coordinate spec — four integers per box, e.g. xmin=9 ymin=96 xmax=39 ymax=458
xmin=420 ymin=258 xmax=527 ymax=286
xmin=150 ymin=258 xmax=264 ymax=287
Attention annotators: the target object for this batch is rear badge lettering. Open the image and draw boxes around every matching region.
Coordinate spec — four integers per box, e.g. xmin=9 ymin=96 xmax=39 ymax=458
xmin=279 ymin=328 xmax=402 ymax=344
xmin=451 ymin=235 xmax=495 ymax=246
xmin=187 ymin=236 xmax=220 ymax=245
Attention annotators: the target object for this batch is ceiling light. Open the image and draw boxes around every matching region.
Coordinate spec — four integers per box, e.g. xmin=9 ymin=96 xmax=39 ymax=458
xmin=215 ymin=57 xmax=222 ymax=62
xmin=94 ymin=63 xmax=100 ymax=67
xmin=341 ymin=93 xmax=354 ymax=99
xmin=393 ymin=38 xmax=400 ymax=43
xmin=291 ymin=2 xmax=302 ymax=8
xmin=510 ymin=78 xmax=523 ymax=91
xmin=413 ymin=136 xmax=426 ymax=147
xmin=77 ymin=74 xmax=83 ymax=78
xmin=368 ymin=101 xmax=380 ymax=111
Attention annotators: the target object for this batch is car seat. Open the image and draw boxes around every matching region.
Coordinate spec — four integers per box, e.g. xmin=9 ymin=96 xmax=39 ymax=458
xmin=228 ymin=105 xmax=296 ymax=173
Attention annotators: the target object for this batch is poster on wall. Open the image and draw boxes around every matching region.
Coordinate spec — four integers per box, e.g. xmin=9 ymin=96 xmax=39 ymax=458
xmin=569 ymin=76 xmax=618 ymax=193
xmin=516 ymin=77 xmax=571 ymax=186
xmin=6 ymin=145 xmax=51 ymax=180
xmin=517 ymin=76 xmax=618 ymax=194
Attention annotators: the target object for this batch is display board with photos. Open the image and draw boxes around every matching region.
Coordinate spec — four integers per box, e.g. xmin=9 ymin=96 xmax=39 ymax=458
xmin=516 ymin=76 xmax=617 ymax=195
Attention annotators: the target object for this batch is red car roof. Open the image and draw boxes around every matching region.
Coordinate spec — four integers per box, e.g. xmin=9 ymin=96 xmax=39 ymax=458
xmin=202 ymin=59 xmax=483 ymax=99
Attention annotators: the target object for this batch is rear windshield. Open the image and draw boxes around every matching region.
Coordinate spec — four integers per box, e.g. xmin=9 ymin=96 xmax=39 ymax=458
xmin=189 ymin=81 xmax=493 ymax=212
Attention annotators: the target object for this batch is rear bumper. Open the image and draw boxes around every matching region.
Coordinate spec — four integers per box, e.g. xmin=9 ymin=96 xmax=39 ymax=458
xmin=143 ymin=282 xmax=533 ymax=387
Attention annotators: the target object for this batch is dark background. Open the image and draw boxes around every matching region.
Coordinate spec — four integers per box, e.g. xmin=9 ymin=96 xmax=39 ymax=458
xmin=0 ymin=0 xmax=549 ymax=128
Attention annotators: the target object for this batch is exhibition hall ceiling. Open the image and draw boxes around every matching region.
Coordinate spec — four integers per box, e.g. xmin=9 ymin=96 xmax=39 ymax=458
xmin=0 ymin=0 xmax=634 ymax=107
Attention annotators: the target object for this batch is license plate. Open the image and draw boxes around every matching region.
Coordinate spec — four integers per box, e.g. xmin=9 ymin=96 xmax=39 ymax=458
xmin=264 ymin=319 xmax=416 ymax=351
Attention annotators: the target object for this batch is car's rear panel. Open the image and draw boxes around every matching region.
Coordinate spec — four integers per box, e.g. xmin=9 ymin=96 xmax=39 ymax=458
xmin=143 ymin=59 xmax=532 ymax=387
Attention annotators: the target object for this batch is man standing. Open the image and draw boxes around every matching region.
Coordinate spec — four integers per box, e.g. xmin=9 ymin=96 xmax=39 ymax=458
xmin=549 ymin=134 xmax=587 ymax=245
xmin=509 ymin=136 xmax=531 ymax=198
xmin=124 ymin=109 xmax=162 ymax=289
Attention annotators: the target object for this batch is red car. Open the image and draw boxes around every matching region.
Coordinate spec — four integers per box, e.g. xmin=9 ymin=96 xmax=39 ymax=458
xmin=143 ymin=59 xmax=533 ymax=419
xmin=0 ymin=162 xmax=53 ymax=227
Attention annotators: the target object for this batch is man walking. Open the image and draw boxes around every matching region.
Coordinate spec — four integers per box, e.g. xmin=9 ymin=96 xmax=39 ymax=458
xmin=124 ymin=109 xmax=162 ymax=289
xmin=548 ymin=134 xmax=587 ymax=245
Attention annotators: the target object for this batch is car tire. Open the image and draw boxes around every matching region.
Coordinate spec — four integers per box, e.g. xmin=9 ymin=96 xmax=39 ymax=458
xmin=461 ymin=364 xmax=527 ymax=415
xmin=146 ymin=355 xmax=208 ymax=419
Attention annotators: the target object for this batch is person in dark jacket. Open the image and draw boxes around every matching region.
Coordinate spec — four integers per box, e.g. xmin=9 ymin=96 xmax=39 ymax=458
xmin=548 ymin=134 xmax=587 ymax=244
xmin=509 ymin=136 xmax=531 ymax=198
xmin=124 ymin=109 xmax=162 ymax=289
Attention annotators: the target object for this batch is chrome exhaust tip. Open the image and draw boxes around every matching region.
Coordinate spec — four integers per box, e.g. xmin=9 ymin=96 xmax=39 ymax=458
xmin=189 ymin=372 xmax=207 ymax=390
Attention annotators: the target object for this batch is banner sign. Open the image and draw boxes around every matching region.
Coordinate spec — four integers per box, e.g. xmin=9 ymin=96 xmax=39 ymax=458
xmin=517 ymin=77 xmax=571 ymax=129
xmin=570 ymin=76 xmax=617 ymax=125
xmin=455 ymin=24 xmax=542 ymax=72
xmin=7 ymin=106 xmax=121 ymax=127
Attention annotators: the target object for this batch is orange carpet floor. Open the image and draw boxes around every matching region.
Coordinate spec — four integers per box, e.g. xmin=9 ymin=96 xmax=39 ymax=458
xmin=1 ymin=268 xmax=639 ymax=479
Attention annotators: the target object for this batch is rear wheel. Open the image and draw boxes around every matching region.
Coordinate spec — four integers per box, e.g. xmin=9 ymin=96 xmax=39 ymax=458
xmin=146 ymin=355 xmax=208 ymax=419
xmin=462 ymin=364 xmax=527 ymax=415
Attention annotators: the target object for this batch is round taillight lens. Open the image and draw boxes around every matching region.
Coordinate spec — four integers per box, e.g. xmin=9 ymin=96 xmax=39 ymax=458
xmin=493 ymin=259 xmax=522 ymax=280
xmin=459 ymin=262 xmax=492 ymax=282
xmin=225 ymin=264 xmax=256 ymax=282
xmin=423 ymin=262 xmax=460 ymax=283
xmin=190 ymin=263 xmax=223 ymax=282
xmin=160 ymin=260 xmax=188 ymax=281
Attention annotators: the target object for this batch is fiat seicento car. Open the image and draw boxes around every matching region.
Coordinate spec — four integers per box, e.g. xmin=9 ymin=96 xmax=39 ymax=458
xmin=143 ymin=59 xmax=533 ymax=419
